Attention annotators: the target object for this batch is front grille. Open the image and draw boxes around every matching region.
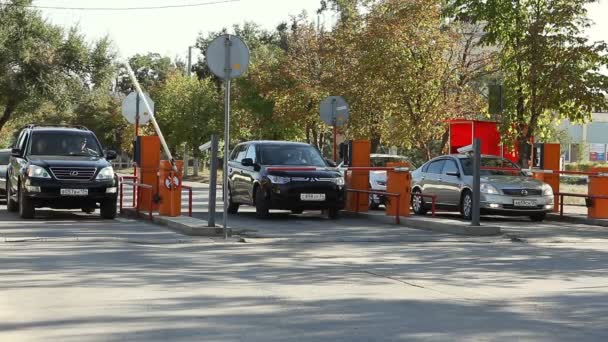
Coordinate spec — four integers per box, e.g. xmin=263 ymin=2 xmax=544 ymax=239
xmin=49 ymin=167 xmax=96 ymax=181
xmin=502 ymin=188 xmax=542 ymax=197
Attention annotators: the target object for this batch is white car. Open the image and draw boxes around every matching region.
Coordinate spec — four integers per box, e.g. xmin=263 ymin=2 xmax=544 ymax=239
xmin=339 ymin=154 xmax=412 ymax=209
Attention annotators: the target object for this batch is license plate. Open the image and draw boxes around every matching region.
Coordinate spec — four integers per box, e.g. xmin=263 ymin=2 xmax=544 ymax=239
xmin=300 ymin=193 xmax=325 ymax=201
xmin=513 ymin=199 xmax=537 ymax=207
xmin=60 ymin=189 xmax=88 ymax=196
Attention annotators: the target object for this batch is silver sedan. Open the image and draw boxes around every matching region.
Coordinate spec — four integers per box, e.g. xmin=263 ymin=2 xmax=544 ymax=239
xmin=411 ymin=154 xmax=554 ymax=221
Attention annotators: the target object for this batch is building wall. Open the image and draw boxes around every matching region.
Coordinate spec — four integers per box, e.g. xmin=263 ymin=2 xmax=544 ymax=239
xmin=560 ymin=112 xmax=608 ymax=163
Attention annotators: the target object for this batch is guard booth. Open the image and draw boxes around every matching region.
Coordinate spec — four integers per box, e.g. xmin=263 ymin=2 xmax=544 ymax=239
xmin=448 ymin=119 xmax=523 ymax=163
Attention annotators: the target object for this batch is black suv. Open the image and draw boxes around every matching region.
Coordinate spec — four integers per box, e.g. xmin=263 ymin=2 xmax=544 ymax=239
xmin=227 ymin=141 xmax=345 ymax=219
xmin=5 ymin=125 xmax=119 ymax=219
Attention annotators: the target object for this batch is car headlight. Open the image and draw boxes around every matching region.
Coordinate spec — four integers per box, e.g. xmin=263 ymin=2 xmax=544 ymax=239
xmin=27 ymin=165 xmax=51 ymax=179
xmin=267 ymin=175 xmax=290 ymax=184
xmin=542 ymin=183 xmax=553 ymax=196
xmin=333 ymin=177 xmax=345 ymax=186
xmin=480 ymin=183 xmax=500 ymax=194
xmin=96 ymin=166 xmax=114 ymax=180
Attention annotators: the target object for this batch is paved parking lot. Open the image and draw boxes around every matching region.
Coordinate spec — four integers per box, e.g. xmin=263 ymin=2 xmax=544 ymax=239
xmin=2 ymin=184 xmax=608 ymax=341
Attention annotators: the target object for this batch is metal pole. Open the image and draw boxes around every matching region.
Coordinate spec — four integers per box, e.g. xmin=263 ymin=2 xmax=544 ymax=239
xmin=472 ymin=138 xmax=481 ymax=226
xmin=333 ymin=123 xmax=337 ymax=162
xmin=124 ymin=62 xmax=177 ymax=171
xmin=223 ymin=35 xmax=232 ymax=239
xmin=187 ymin=46 xmax=193 ymax=77
xmin=331 ymin=98 xmax=337 ymax=161
xmin=134 ymin=93 xmax=139 ymax=178
xmin=208 ymin=134 xmax=219 ymax=227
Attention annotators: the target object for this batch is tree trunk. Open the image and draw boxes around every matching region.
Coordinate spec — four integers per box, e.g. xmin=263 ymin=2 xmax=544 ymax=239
xmin=183 ymin=145 xmax=189 ymax=177
xmin=439 ymin=128 xmax=450 ymax=155
xmin=193 ymin=149 xmax=199 ymax=177
xmin=0 ymin=100 xmax=17 ymax=134
xmin=370 ymin=132 xmax=381 ymax=153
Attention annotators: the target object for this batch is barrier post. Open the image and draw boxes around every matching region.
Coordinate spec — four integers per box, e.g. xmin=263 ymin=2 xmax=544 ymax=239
xmin=158 ymin=160 xmax=184 ymax=217
xmin=532 ymin=143 xmax=560 ymax=212
xmin=588 ymin=168 xmax=608 ymax=219
xmin=345 ymin=140 xmax=371 ymax=212
xmin=386 ymin=162 xmax=410 ymax=219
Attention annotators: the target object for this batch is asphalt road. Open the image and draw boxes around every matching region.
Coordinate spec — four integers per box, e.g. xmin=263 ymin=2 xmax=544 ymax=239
xmin=2 ymin=189 xmax=608 ymax=341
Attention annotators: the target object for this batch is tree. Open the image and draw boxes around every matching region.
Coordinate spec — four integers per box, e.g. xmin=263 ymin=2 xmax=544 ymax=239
xmin=0 ymin=0 xmax=116 ymax=134
xmin=448 ymin=0 xmax=608 ymax=166
xmin=116 ymin=53 xmax=179 ymax=95
xmin=154 ymin=72 xmax=223 ymax=155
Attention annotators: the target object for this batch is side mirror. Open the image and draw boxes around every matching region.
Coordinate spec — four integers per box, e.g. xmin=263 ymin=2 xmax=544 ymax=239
xmin=325 ymin=158 xmax=337 ymax=167
xmin=446 ymin=171 xmax=460 ymax=177
xmin=105 ymin=150 xmax=117 ymax=161
xmin=241 ymin=158 xmax=254 ymax=167
xmin=11 ymin=148 xmax=21 ymax=157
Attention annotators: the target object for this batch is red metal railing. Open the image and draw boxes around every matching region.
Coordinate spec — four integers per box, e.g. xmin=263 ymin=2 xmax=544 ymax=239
xmin=557 ymin=192 xmax=608 ymax=217
xmin=182 ymin=185 xmax=193 ymax=217
xmin=119 ymin=178 xmax=154 ymax=220
xmin=412 ymin=193 xmax=437 ymax=217
xmin=347 ymin=189 xmax=402 ymax=224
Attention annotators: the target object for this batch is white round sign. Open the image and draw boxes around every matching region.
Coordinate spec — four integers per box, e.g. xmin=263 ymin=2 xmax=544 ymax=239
xmin=205 ymin=34 xmax=250 ymax=79
xmin=121 ymin=91 xmax=154 ymax=125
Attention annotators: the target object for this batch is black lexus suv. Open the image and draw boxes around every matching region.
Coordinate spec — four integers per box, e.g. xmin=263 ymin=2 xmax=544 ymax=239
xmin=5 ymin=125 xmax=119 ymax=219
xmin=227 ymin=141 xmax=345 ymax=219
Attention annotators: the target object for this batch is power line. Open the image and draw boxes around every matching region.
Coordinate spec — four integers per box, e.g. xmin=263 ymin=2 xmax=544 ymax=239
xmin=1 ymin=0 xmax=240 ymax=11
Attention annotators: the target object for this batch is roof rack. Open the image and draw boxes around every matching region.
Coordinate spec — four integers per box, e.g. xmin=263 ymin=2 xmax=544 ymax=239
xmin=24 ymin=124 xmax=90 ymax=130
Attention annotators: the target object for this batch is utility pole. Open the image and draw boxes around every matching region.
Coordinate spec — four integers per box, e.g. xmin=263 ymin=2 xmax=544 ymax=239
xmin=187 ymin=46 xmax=193 ymax=77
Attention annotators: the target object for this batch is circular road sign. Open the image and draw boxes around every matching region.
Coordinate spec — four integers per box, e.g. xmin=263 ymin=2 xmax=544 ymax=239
xmin=121 ymin=91 xmax=154 ymax=125
xmin=320 ymin=96 xmax=349 ymax=127
xmin=205 ymin=34 xmax=250 ymax=79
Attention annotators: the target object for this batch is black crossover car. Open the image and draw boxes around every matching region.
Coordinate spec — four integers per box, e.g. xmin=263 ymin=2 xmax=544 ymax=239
xmin=227 ymin=141 xmax=345 ymax=219
xmin=5 ymin=125 xmax=119 ymax=219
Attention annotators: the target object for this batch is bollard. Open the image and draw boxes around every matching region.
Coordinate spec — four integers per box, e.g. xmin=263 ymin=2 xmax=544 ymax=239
xmin=588 ymin=167 xmax=608 ymax=219
xmin=386 ymin=162 xmax=411 ymax=218
xmin=158 ymin=160 xmax=184 ymax=217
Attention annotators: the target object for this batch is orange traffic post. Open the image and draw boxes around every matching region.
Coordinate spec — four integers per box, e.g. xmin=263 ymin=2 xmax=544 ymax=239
xmin=345 ymin=140 xmax=371 ymax=212
xmin=588 ymin=167 xmax=608 ymax=219
xmin=137 ymin=136 xmax=161 ymax=212
xmin=385 ymin=162 xmax=411 ymax=218
xmin=533 ymin=143 xmax=560 ymax=212
xmin=158 ymin=160 xmax=184 ymax=217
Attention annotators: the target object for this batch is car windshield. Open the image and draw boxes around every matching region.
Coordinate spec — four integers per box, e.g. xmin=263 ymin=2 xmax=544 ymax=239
xmin=371 ymin=156 xmax=411 ymax=167
xmin=259 ymin=144 xmax=327 ymax=167
xmin=29 ymin=132 xmax=102 ymax=157
xmin=0 ymin=151 xmax=9 ymax=164
xmin=460 ymin=157 xmax=522 ymax=176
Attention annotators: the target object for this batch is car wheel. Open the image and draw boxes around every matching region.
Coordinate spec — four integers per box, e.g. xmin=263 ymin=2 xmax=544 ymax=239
xmin=530 ymin=213 xmax=546 ymax=222
xmin=254 ymin=186 xmax=270 ymax=219
xmin=6 ymin=179 xmax=18 ymax=212
xmin=100 ymin=199 xmax=117 ymax=219
xmin=461 ymin=190 xmax=473 ymax=220
xmin=328 ymin=208 xmax=340 ymax=220
xmin=368 ymin=194 xmax=380 ymax=210
xmin=19 ymin=187 xmax=35 ymax=219
xmin=82 ymin=208 xmax=95 ymax=214
xmin=291 ymin=209 xmax=303 ymax=215
xmin=227 ymin=187 xmax=239 ymax=214
xmin=412 ymin=189 xmax=428 ymax=215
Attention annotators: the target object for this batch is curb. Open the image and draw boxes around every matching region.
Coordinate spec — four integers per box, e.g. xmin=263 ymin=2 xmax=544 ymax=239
xmin=546 ymin=213 xmax=608 ymax=227
xmin=341 ymin=211 xmax=502 ymax=236
xmin=121 ymin=208 xmax=232 ymax=237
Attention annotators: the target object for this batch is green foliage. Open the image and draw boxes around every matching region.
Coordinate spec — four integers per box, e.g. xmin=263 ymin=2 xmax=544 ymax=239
xmin=448 ymin=0 xmax=608 ymax=166
xmin=154 ymin=73 xmax=223 ymax=155
xmin=565 ymin=162 xmax=606 ymax=173
xmin=0 ymin=0 xmax=116 ymax=135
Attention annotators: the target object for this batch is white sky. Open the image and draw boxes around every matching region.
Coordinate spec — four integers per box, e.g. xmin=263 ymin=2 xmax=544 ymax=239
xmin=36 ymin=0 xmax=608 ymax=61
xmin=36 ymin=0 xmax=327 ymax=60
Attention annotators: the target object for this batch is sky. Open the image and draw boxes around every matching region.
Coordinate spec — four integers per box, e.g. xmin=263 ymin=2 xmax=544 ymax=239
xmin=34 ymin=0 xmax=608 ymax=62
xmin=35 ymin=0 xmax=329 ymax=61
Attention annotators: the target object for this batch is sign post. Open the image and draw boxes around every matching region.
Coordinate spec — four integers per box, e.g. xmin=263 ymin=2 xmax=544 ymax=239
xmin=122 ymin=91 xmax=153 ymax=176
xmin=320 ymin=96 xmax=349 ymax=161
xmin=206 ymin=34 xmax=250 ymax=239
